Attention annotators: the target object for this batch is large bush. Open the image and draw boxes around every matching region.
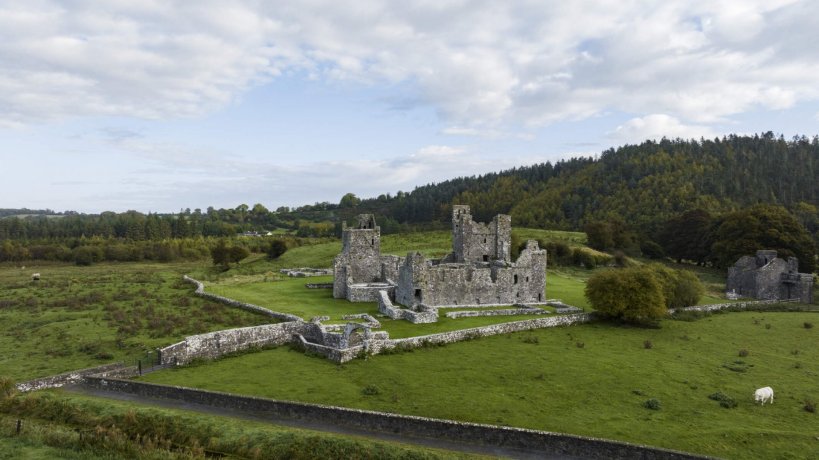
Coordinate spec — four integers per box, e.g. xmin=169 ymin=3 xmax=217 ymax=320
xmin=585 ymin=266 xmax=667 ymax=323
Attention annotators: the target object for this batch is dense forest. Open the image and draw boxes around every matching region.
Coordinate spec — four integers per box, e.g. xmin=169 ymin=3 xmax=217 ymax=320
xmin=2 ymin=133 xmax=818 ymax=267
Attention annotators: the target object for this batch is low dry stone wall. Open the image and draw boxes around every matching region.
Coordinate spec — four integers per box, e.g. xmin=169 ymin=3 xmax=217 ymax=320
xmin=81 ymin=377 xmax=705 ymax=460
xmin=158 ymin=322 xmax=306 ymax=365
xmin=322 ymin=313 xmax=593 ymax=363
xmin=305 ymin=283 xmax=333 ymax=289
xmin=16 ymin=363 xmax=136 ymax=392
xmin=674 ymin=299 xmax=799 ymax=314
xmin=183 ymin=276 xmax=302 ymax=322
xmin=445 ymin=307 xmax=548 ymax=319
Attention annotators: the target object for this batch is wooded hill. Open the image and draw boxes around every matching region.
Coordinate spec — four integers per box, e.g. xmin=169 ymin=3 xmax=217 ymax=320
xmin=357 ymin=133 xmax=818 ymax=235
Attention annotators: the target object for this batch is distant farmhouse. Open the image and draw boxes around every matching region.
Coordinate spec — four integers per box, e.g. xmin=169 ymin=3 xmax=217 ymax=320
xmin=726 ymin=250 xmax=814 ymax=303
xmin=333 ymin=205 xmax=547 ymax=308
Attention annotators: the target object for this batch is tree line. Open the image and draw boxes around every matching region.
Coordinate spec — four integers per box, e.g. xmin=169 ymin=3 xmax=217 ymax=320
xmin=2 ymin=133 xmax=817 ymax=267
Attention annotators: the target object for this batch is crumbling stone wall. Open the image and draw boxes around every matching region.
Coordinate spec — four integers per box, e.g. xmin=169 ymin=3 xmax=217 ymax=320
xmin=377 ymin=290 xmax=438 ymax=323
xmin=15 ymin=363 xmax=136 ymax=392
xmin=158 ymin=322 xmax=306 ymax=365
xmin=445 ymin=307 xmax=548 ymax=318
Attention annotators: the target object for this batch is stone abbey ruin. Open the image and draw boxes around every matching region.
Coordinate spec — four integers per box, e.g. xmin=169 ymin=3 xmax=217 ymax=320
xmin=333 ymin=205 xmax=547 ymax=308
xmin=726 ymin=250 xmax=814 ymax=304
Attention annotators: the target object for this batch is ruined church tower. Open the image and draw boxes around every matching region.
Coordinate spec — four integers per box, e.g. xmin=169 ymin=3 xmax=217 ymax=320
xmin=451 ymin=205 xmax=511 ymax=263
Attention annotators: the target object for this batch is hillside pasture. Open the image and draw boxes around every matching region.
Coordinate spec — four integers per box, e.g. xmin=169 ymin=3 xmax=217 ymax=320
xmin=142 ymin=311 xmax=819 ymax=459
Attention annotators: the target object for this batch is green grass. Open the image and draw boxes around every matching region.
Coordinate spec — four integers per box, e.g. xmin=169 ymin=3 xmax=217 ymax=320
xmin=141 ymin=311 xmax=819 ymax=459
xmin=0 ymin=261 xmax=271 ymax=381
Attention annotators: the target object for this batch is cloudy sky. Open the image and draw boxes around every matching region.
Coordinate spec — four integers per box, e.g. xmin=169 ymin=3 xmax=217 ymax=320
xmin=2 ymin=1 xmax=819 ymax=213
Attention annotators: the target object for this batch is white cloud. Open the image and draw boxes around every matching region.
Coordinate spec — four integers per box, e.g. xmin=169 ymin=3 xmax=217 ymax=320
xmin=412 ymin=145 xmax=465 ymax=158
xmin=1 ymin=1 xmax=818 ymax=133
xmin=609 ymin=114 xmax=716 ymax=143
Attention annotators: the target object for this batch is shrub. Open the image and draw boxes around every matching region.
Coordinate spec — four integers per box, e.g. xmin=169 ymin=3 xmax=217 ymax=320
xmin=266 ymin=240 xmax=288 ymax=260
xmin=804 ymin=400 xmax=816 ymax=413
xmin=0 ymin=376 xmax=16 ymax=400
xmin=361 ymin=384 xmax=380 ymax=396
xmin=522 ymin=335 xmax=539 ymax=345
xmin=585 ymin=266 xmax=667 ymax=324
xmin=643 ymin=340 xmax=653 ymax=349
xmin=804 ymin=322 xmax=814 ymax=329
xmin=709 ymin=392 xmax=737 ymax=408
xmin=738 ymin=349 xmax=749 ymax=357
xmin=640 ymin=240 xmax=665 ymax=259
xmin=765 ymin=323 xmax=772 ymax=330
xmin=643 ymin=398 xmax=661 ymax=410
xmin=575 ymin=341 xmax=585 ymax=349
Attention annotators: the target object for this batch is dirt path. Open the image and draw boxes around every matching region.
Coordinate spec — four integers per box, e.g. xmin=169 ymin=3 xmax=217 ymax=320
xmin=65 ymin=384 xmax=582 ymax=460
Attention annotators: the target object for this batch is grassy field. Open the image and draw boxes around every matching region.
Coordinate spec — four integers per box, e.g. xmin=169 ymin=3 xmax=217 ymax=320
xmin=0 ymin=261 xmax=271 ymax=381
xmin=141 ymin=311 xmax=819 ymax=459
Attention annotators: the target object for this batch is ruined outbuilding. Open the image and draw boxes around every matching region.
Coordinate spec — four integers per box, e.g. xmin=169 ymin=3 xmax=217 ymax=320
xmin=333 ymin=205 xmax=547 ymax=308
xmin=726 ymin=250 xmax=814 ymax=303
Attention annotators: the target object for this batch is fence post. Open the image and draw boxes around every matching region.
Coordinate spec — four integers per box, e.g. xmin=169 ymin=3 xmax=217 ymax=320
xmin=16 ymin=419 xmax=21 ymax=435
xmin=138 ymin=360 xmax=142 ymax=376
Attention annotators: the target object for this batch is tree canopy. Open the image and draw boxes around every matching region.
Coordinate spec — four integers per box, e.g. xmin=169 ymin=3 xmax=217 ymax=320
xmin=711 ymin=204 xmax=816 ymax=272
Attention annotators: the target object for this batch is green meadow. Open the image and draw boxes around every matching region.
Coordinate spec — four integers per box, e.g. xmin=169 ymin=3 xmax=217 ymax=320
xmin=142 ymin=311 xmax=819 ymax=459
xmin=0 ymin=262 xmax=270 ymax=381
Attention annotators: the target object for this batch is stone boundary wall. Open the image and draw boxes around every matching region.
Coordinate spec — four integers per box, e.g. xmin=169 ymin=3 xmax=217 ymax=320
xmin=280 ymin=268 xmax=332 ymax=277
xmin=321 ymin=313 xmax=594 ymax=363
xmin=183 ymin=275 xmax=303 ymax=322
xmin=305 ymin=283 xmax=333 ymax=289
xmin=158 ymin=322 xmax=306 ymax=366
xmin=385 ymin=313 xmax=592 ymax=351
xmin=81 ymin=377 xmax=706 ymax=460
xmin=445 ymin=308 xmax=549 ymax=319
xmin=15 ymin=363 xmax=136 ymax=392
xmin=676 ymin=298 xmax=799 ymax=314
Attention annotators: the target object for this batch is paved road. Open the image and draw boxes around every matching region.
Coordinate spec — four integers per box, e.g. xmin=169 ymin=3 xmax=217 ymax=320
xmin=66 ymin=383 xmax=584 ymax=460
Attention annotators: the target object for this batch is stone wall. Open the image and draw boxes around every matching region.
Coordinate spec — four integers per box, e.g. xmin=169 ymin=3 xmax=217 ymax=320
xmin=445 ymin=307 xmax=548 ymax=319
xmin=15 ymin=363 xmax=136 ymax=392
xmin=183 ymin=276 xmax=302 ymax=322
xmin=676 ymin=298 xmax=799 ymax=313
xmin=347 ymin=283 xmax=395 ymax=302
xmin=158 ymin=322 xmax=306 ymax=365
xmin=377 ymin=290 xmax=438 ymax=323
xmin=80 ymin=376 xmax=704 ymax=459
xmin=323 ymin=313 xmax=594 ymax=363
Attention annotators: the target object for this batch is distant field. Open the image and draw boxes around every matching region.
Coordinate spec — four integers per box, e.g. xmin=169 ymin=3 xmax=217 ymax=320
xmin=142 ymin=311 xmax=819 ymax=459
xmin=0 ymin=262 xmax=270 ymax=381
